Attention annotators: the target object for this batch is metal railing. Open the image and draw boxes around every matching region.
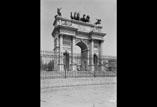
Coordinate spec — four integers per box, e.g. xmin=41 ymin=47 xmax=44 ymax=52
xmin=40 ymin=50 xmax=117 ymax=79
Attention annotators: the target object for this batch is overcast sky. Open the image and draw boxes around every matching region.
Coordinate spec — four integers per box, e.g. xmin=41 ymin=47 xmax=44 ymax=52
xmin=41 ymin=0 xmax=116 ymax=56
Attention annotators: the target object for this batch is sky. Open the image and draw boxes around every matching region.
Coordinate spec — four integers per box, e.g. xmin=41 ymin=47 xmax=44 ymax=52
xmin=41 ymin=0 xmax=117 ymax=56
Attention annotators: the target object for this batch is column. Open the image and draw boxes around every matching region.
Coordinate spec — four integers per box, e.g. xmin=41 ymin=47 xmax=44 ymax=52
xmin=59 ymin=34 xmax=64 ymax=72
xmin=90 ymin=40 xmax=94 ymax=73
xmin=99 ymin=41 xmax=103 ymax=71
xmin=71 ymin=36 xmax=76 ymax=71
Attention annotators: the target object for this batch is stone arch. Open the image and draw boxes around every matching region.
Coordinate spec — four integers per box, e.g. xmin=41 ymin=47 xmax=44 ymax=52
xmin=75 ymin=39 xmax=89 ymax=51
xmin=75 ymin=41 xmax=89 ymax=71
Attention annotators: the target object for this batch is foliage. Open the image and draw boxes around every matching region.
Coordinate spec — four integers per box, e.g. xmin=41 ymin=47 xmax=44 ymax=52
xmin=40 ymin=59 xmax=54 ymax=71
xmin=47 ymin=60 xmax=54 ymax=71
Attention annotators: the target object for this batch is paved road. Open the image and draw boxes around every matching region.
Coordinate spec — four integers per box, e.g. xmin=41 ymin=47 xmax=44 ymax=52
xmin=41 ymin=84 xmax=116 ymax=107
xmin=41 ymin=77 xmax=116 ymax=89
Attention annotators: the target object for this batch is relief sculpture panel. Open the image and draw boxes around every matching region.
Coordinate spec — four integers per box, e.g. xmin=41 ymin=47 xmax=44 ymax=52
xmin=60 ymin=29 xmax=75 ymax=36
xmin=61 ymin=20 xmax=72 ymax=26
xmin=63 ymin=36 xmax=71 ymax=46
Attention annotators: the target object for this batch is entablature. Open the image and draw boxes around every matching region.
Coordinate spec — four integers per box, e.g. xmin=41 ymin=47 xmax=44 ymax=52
xmin=53 ymin=16 xmax=104 ymax=34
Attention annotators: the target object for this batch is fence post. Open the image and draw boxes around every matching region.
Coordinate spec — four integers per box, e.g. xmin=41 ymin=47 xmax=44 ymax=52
xmin=94 ymin=66 xmax=96 ymax=77
xmin=65 ymin=66 xmax=66 ymax=79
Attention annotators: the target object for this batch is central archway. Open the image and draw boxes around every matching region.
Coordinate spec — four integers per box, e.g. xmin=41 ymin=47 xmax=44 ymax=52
xmin=75 ymin=41 xmax=88 ymax=71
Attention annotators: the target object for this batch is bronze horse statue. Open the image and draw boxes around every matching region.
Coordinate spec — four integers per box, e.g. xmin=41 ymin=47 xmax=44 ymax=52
xmin=76 ymin=12 xmax=80 ymax=20
xmin=70 ymin=12 xmax=74 ymax=19
xmin=71 ymin=12 xmax=80 ymax=21
xmin=86 ymin=15 xmax=90 ymax=22
xmin=70 ymin=12 xmax=90 ymax=23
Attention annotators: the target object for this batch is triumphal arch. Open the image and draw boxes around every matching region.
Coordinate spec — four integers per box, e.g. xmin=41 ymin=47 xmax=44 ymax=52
xmin=52 ymin=15 xmax=106 ymax=73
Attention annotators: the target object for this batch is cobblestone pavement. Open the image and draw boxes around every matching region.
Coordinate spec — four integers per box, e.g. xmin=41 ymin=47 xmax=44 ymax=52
xmin=41 ymin=83 xmax=116 ymax=107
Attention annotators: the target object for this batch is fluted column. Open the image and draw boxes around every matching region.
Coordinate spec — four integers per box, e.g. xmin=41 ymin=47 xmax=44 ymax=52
xmin=71 ymin=36 xmax=76 ymax=71
xmin=90 ymin=40 xmax=94 ymax=72
xmin=99 ymin=41 xmax=103 ymax=71
xmin=59 ymin=34 xmax=64 ymax=72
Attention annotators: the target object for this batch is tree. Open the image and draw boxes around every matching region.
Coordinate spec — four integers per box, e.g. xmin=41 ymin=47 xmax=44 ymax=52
xmin=40 ymin=59 xmax=48 ymax=71
xmin=40 ymin=59 xmax=43 ymax=72
xmin=42 ymin=63 xmax=48 ymax=71
xmin=47 ymin=60 xmax=54 ymax=71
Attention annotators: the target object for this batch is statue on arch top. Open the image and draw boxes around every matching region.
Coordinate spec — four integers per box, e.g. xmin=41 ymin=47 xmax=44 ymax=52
xmin=57 ymin=8 xmax=62 ymax=16
xmin=80 ymin=14 xmax=90 ymax=22
xmin=95 ymin=19 xmax=101 ymax=25
xmin=85 ymin=15 xmax=90 ymax=22
xmin=80 ymin=14 xmax=86 ymax=22
xmin=70 ymin=12 xmax=74 ymax=19
xmin=76 ymin=12 xmax=80 ymax=21
xmin=74 ymin=12 xmax=80 ymax=20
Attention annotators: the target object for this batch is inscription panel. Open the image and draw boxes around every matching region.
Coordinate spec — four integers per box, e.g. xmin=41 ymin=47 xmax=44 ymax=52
xmin=71 ymin=23 xmax=92 ymax=32
xmin=78 ymin=25 xmax=91 ymax=32
xmin=92 ymin=34 xmax=103 ymax=40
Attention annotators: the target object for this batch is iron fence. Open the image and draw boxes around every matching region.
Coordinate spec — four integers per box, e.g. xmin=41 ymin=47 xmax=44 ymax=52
xmin=40 ymin=50 xmax=117 ymax=79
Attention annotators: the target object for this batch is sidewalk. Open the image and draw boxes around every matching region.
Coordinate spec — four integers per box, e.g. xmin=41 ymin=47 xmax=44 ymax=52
xmin=41 ymin=77 xmax=116 ymax=89
xmin=41 ymin=80 xmax=116 ymax=107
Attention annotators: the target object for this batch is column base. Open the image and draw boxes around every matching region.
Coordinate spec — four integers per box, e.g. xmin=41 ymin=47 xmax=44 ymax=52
xmin=88 ymin=65 xmax=95 ymax=73
xmin=58 ymin=64 xmax=64 ymax=72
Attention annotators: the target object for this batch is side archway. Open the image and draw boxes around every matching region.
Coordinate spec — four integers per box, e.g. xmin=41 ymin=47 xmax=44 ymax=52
xmin=94 ymin=54 xmax=98 ymax=71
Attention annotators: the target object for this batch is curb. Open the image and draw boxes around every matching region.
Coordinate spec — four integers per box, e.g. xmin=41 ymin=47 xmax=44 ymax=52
xmin=41 ymin=77 xmax=116 ymax=89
